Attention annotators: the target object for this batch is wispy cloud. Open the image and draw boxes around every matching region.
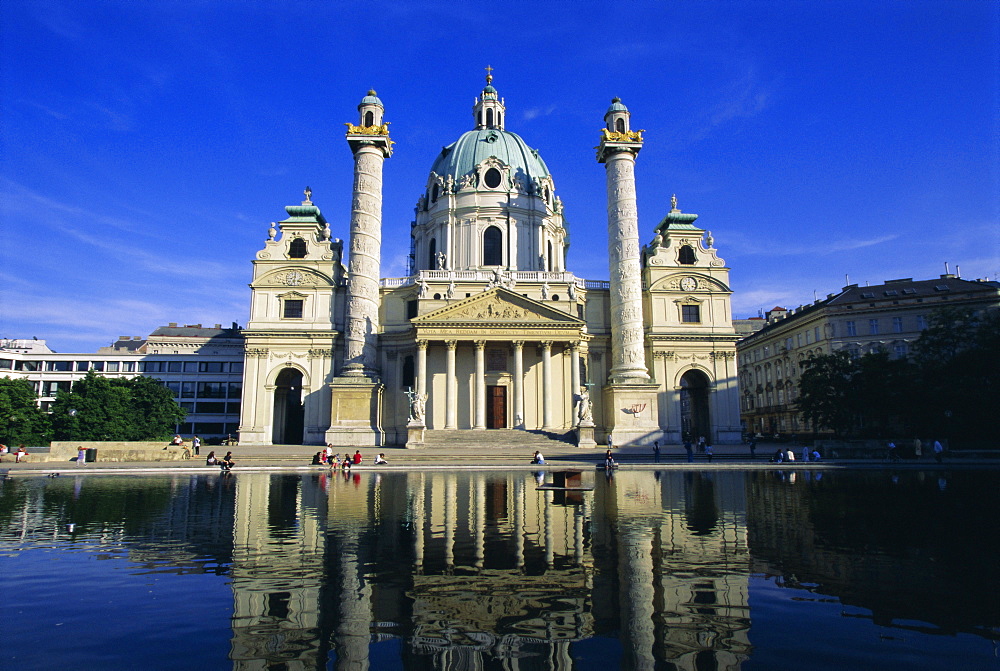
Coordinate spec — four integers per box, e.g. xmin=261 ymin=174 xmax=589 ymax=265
xmin=724 ymin=231 xmax=898 ymax=257
xmin=524 ymin=105 xmax=557 ymax=121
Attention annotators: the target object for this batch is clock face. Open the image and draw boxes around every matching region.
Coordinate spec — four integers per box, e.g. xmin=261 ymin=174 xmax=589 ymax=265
xmin=680 ymin=277 xmax=697 ymax=291
xmin=285 ymin=271 xmax=304 ymax=286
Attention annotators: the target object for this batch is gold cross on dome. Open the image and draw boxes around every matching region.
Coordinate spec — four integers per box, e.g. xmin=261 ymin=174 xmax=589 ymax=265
xmin=485 ymin=64 xmax=493 ymax=83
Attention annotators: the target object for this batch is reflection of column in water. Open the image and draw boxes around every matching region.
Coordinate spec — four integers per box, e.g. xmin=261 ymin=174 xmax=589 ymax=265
xmin=574 ymin=505 xmax=585 ymax=566
xmin=445 ymin=477 xmax=456 ymax=569
xmin=335 ymin=528 xmax=371 ymax=671
xmin=544 ymin=488 xmax=554 ymax=567
xmin=474 ymin=476 xmax=485 ymax=570
xmin=515 ymin=477 xmax=525 ymax=569
xmin=620 ymin=524 xmax=655 ymax=670
xmin=413 ymin=473 xmax=425 ymax=572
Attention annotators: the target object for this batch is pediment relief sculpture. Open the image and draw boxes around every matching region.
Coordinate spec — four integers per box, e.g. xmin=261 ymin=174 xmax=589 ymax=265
xmin=413 ymin=288 xmax=582 ymax=325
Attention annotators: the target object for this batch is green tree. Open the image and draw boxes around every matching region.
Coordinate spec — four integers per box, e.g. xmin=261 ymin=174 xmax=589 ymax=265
xmin=49 ymin=371 xmax=186 ymax=441
xmin=911 ymin=307 xmax=1000 ymax=445
xmin=797 ymin=350 xmax=855 ymax=436
xmin=0 ymin=377 xmax=50 ymax=444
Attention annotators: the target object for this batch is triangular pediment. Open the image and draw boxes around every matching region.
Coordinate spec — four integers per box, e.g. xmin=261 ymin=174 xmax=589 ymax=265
xmin=413 ymin=288 xmax=584 ymax=326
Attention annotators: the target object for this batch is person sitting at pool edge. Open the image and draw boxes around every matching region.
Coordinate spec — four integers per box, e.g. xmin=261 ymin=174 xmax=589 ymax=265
xmin=531 ymin=450 xmax=545 ymax=465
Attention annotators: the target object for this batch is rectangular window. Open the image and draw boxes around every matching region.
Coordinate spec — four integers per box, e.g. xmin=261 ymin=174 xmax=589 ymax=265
xmin=47 ymin=361 xmax=72 ymax=372
xmin=183 ymin=361 xmax=198 ymax=373
xmin=122 ymin=361 xmax=136 ymax=372
xmin=893 ymin=343 xmax=908 ymax=358
xmin=106 ymin=361 xmax=120 ymax=372
xmin=846 ymin=321 xmax=857 ymax=336
xmin=165 ymin=382 xmax=181 ymax=397
xmin=893 ymin=317 xmax=903 ymax=333
xmin=198 ymin=381 xmax=227 ymax=398
xmin=229 ymin=361 xmax=244 ymax=373
xmin=91 ymin=361 xmax=104 ymax=371
xmin=181 ymin=381 xmax=196 ymax=398
xmin=917 ymin=315 xmax=927 ymax=330
xmin=0 ymin=359 xmax=11 ymax=370
xmin=196 ymin=401 xmax=227 ymax=414
xmin=869 ymin=319 xmax=879 ymax=335
xmin=796 ymin=333 xmax=802 ymax=347
xmin=283 ymin=299 xmax=304 ymax=319
xmin=168 ymin=361 xmax=183 ymax=372
xmin=226 ymin=402 xmax=241 ymax=414
xmin=198 ymin=362 xmax=225 ymax=373
xmin=806 ymin=331 xmax=812 ymax=344
xmin=76 ymin=361 xmax=89 ymax=371
xmin=180 ymin=402 xmax=195 ymax=412
xmin=192 ymin=422 xmax=225 ymax=435
xmin=785 ymin=337 xmax=793 ymax=350
xmin=814 ymin=326 xmax=820 ymax=341
xmin=681 ymin=304 xmax=700 ymax=323
xmin=227 ymin=382 xmax=242 ymax=398
xmin=406 ymin=300 xmax=418 ymax=319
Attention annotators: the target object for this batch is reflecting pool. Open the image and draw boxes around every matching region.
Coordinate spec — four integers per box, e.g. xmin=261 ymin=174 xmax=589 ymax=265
xmin=1 ymin=469 xmax=998 ymax=670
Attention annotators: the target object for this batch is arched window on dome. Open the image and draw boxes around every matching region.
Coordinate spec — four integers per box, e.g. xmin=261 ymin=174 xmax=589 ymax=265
xmin=679 ymin=244 xmax=696 ymax=265
xmin=289 ymin=238 xmax=307 ymax=259
xmin=497 ymin=112 xmax=502 ymax=128
xmin=486 ymin=109 xmax=494 ymax=128
xmin=428 ymin=238 xmax=436 ymax=270
xmin=431 ymin=183 xmax=439 ymax=203
xmin=364 ymin=110 xmax=374 ymax=126
xmin=483 ymin=227 xmax=502 ymax=266
xmin=615 ymin=118 xmax=626 ymax=133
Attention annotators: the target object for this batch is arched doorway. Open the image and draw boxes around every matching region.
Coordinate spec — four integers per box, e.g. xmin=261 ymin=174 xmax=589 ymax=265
xmin=272 ymin=368 xmax=304 ymax=445
xmin=680 ymin=369 xmax=711 ymax=442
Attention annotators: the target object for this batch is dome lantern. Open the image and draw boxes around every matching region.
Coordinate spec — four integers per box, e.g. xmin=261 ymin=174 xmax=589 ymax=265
xmin=473 ymin=65 xmax=505 ymax=130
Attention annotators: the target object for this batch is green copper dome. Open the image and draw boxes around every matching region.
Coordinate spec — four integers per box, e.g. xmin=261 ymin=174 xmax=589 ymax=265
xmin=430 ymin=129 xmax=551 ymax=182
xmin=359 ymin=89 xmax=383 ymax=107
xmin=606 ymin=97 xmax=628 ymax=113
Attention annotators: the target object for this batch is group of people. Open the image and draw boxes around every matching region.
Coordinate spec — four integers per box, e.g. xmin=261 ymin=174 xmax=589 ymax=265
xmin=205 ymin=451 xmax=236 ymax=471
xmin=170 ymin=434 xmax=202 ymax=458
xmin=312 ymin=446 xmax=388 ymax=468
xmin=771 ymin=447 xmax=821 ymax=463
xmin=0 ymin=444 xmax=28 ymax=463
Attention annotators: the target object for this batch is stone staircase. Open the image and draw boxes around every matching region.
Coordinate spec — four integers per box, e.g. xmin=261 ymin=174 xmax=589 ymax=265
xmin=420 ymin=429 xmax=577 ymax=450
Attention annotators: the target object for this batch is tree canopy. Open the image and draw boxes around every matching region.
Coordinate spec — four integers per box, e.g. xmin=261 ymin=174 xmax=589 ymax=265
xmin=797 ymin=307 xmax=999 ymax=445
xmin=49 ymin=371 xmax=186 ymax=441
xmin=0 ymin=377 xmax=51 ymax=445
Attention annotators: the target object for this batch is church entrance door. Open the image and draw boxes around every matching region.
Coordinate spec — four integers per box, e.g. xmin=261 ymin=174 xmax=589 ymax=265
xmin=272 ymin=368 xmax=304 ymax=445
xmin=679 ymin=370 xmax=711 ymax=443
xmin=486 ymin=385 xmax=507 ymax=429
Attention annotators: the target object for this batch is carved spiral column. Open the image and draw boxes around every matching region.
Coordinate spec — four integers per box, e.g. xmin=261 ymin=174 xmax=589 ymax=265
xmin=344 ymin=132 xmax=391 ymax=377
xmin=598 ymin=127 xmax=649 ymax=382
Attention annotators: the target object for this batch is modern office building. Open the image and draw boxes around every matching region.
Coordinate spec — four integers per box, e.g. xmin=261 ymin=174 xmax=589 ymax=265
xmin=0 ymin=324 xmax=244 ymax=439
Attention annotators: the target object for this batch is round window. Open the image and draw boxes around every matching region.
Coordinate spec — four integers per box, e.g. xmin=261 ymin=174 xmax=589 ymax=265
xmin=484 ymin=168 xmax=502 ymax=189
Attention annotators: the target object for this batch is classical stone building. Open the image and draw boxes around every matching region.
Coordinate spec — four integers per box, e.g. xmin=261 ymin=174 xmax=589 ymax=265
xmin=736 ymin=274 xmax=1000 ymax=438
xmin=238 ymin=76 xmax=742 ymax=447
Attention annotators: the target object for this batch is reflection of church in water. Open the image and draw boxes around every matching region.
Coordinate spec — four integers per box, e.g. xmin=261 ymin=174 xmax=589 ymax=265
xmin=227 ymin=471 xmax=751 ymax=670
xmin=238 ymin=73 xmax=741 ymax=447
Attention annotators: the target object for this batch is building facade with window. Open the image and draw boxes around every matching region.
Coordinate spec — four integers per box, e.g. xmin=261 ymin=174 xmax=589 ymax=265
xmin=0 ymin=324 xmax=244 ymax=440
xmin=736 ymin=275 xmax=1000 ymax=438
xmin=238 ymin=78 xmax=742 ymax=447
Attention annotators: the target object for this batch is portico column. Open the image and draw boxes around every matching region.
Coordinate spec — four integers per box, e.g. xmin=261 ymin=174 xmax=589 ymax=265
xmin=416 ymin=340 xmax=428 ymax=397
xmin=474 ymin=340 xmax=486 ymax=429
xmin=445 ymin=340 xmax=457 ymax=429
xmin=570 ymin=342 xmax=581 ymax=409
xmin=541 ymin=341 xmax=553 ymax=429
xmin=512 ymin=341 xmax=524 ymax=428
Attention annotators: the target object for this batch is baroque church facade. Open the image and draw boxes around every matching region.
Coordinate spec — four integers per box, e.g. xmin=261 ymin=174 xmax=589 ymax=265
xmin=238 ymin=76 xmax=741 ymax=447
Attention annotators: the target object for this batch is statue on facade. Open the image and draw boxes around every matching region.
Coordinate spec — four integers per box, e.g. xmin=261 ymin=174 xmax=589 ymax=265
xmin=575 ymin=386 xmax=594 ymax=426
xmin=705 ymin=230 xmax=714 ymax=248
xmin=418 ymin=278 xmax=429 ymax=298
xmin=446 ymin=280 xmax=455 ymax=300
xmin=406 ymin=389 xmax=426 ymax=424
xmin=541 ymin=282 xmax=550 ymax=300
xmin=568 ymin=281 xmax=577 ymax=302
xmin=435 ymin=251 xmax=447 ymax=270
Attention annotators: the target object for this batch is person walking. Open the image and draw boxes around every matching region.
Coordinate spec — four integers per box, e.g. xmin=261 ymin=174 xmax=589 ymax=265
xmin=653 ymin=441 xmax=660 ymax=462
xmin=192 ymin=435 xmax=201 ymax=456
xmin=684 ymin=439 xmax=694 ymax=463
xmin=705 ymin=444 xmax=713 ymax=462
xmin=607 ymin=433 xmax=613 ymax=451
xmin=933 ymin=440 xmax=944 ymax=464
xmin=77 ymin=446 xmax=86 ymax=466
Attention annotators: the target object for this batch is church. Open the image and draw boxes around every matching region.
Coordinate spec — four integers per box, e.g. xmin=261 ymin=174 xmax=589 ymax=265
xmin=237 ymin=75 xmax=741 ymax=448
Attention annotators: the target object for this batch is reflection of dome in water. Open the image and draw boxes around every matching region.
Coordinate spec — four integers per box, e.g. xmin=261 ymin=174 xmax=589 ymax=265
xmin=429 ymin=128 xmax=551 ymax=183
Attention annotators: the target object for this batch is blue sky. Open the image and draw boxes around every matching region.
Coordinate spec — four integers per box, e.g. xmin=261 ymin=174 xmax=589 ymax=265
xmin=2 ymin=1 xmax=997 ymax=353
